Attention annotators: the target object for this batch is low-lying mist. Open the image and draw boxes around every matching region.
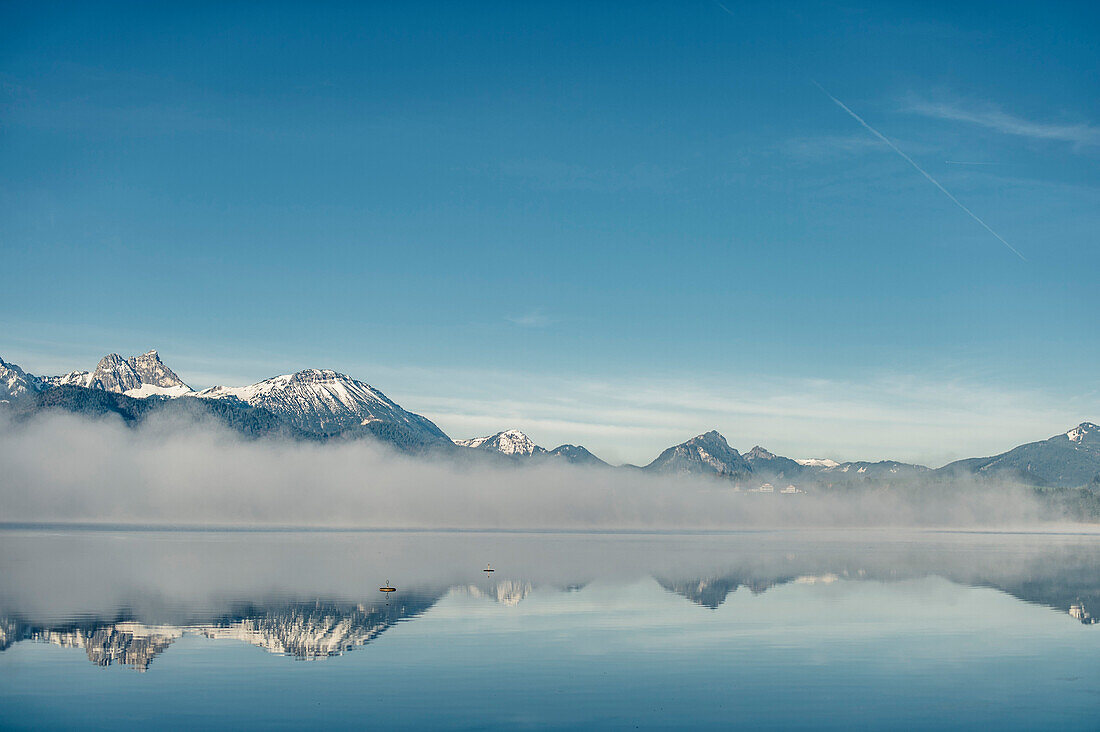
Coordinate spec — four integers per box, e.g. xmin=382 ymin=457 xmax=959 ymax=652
xmin=0 ymin=411 xmax=1087 ymax=529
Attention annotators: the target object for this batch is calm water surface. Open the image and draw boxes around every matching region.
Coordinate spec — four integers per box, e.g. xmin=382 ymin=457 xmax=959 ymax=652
xmin=1 ymin=529 xmax=1098 ymax=729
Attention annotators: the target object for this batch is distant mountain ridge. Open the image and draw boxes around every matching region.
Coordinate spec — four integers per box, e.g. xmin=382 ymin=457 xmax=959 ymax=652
xmin=2 ymin=349 xmax=1098 ymax=488
xmin=1 ymin=351 xmax=448 ymax=452
xmin=454 ymin=429 xmax=609 ymax=466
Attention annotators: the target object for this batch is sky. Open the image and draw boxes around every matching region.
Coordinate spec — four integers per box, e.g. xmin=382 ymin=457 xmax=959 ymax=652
xmin=2 ymin=1 xmax=1098 ymax=466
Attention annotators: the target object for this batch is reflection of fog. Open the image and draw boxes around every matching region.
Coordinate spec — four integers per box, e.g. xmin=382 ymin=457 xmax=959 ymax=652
xmin=1 ymin=530 xmax=1099 ymax=670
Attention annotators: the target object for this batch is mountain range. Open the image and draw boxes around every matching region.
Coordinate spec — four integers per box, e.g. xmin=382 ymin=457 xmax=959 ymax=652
xmin=2 ymin=349 xmax=1098 ymax=490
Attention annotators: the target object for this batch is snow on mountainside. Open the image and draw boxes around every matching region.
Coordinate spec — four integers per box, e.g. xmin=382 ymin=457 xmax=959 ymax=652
xmin=0 ymin=357 xmax=38 ymax=401
xmin=455 ymin=429 xmax=546 ymax=456
xmin=41 ymin=370 xmax=92 ymax=389
xmin=33 ymin=350 xmax=192 ymax=397
xmin=196 ymin=369 xmax=450 ymax=441
xmin=8 ymin=598 xmax=441 ymax=670
xmin=795 ymin=458 xmax=840 ymax=468
xmin=1068 ymin=422 xmax=1099 ymax=445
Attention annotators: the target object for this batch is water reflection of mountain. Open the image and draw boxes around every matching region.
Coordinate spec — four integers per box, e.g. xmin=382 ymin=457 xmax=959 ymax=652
xmin=657 ymin=576 xmax=792 ymax=609
xmin=0 ymin=594 xmax=441 ymax=671
xmin=455 ymin=579 xmax=534 ymax=606
xmin=4 ymin=544 xmax=1100 ymax=673
xmin=0 ymin=580 xmax=557 ymax=671
xmin=659 ymin=568 xmax=1100 ymax=625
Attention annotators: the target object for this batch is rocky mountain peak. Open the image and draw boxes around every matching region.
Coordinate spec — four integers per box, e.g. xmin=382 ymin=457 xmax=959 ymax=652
xmin=0 ymin=356 xmax=37 ymax=400
xmin=643 ymin=430 xmax=751 ymax=478
xmin=455 ymin=429 xmax=545 ymax=456
xmin=745 ymin=445 xmax=777 ymax=461
xmin=127 ymin=350 xmax=188 ymax=389
xmin=88 ymin=354 xmax=142 ymax=393
xmin=1067 ymin=422 xmax=1099 ymax=444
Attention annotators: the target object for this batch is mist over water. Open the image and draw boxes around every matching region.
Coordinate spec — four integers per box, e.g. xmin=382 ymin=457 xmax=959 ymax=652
xmin=0 ymin=411 xmax=1080 ymax=530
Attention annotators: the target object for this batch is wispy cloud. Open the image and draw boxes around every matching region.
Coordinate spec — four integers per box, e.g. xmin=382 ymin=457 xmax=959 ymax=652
xmin=813 ymin=82 xmax=1027 ymax=261
xmin=507 ymin=310 xmax=553 ymax=328
xmin=404 ymin=367 xmax=1093 ymax=468
xmin=907 ymin=98 xmax=1100 ymax=148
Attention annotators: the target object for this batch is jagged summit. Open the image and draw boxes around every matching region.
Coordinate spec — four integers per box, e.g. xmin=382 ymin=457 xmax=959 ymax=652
xmin=0 ymin=356 xmax=38 ymax=401
xmin=455 ymin=429 xmax=546 ymax=456
xmin=643 ymin=431 xmax=752 ymax=478
xmin=78 ymin=350 xmax=192 ymax=396
xmin=2 ymin=349 xmax=191 ymax=399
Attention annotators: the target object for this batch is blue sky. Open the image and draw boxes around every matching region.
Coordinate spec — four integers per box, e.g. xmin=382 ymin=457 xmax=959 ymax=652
xmin=2 ymin=1 xmax=1098 ymax=465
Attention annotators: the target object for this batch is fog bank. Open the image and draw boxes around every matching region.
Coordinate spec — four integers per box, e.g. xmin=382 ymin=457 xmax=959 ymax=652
xmin=0 ymin=411 xmax=1083 ymax=529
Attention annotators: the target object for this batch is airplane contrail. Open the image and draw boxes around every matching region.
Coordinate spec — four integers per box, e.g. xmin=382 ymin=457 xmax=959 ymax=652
xmin=714 ymin=1 xmax=735 ymax=17
xmin=812 ymin=81 xmax=1026 ymax=261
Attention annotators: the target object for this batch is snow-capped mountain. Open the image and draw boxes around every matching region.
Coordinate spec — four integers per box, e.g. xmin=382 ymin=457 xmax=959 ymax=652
xmin=196 ymin=368 xmax=450 ymax=442
xmin=35 ymin=350 xmax=192 ymax=398
xmin=643 ymin=431 xmax=752 ymax=478
xmin=2 ymin=352 xmax=449 ymax=450
xmin=0 ymin=357 xmax=38 ymax=401
xmin=795 ymin=457 xmax=840 ymax=468
xmin=455 ymin=429 xmax=546 ymax=456
xmin=453 ymin=430 xmax=610 ymax=466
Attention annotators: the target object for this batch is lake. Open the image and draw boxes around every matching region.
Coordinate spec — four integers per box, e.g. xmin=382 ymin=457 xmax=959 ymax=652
xmin=1 ymin=528 xmax=1098 ymax=729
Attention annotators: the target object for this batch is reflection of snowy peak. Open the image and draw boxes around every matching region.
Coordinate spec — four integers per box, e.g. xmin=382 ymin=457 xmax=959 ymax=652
xmin=455 ymin=429 xmax=545 ymax=456
xmin=7 ymin=597 xmax=441 ymax=670
xmin=199 ymin=600 xmax=436 ymax=658
xmin=196 ymin=369 xmax=449 ymax=441
xmin=457 ymin=580 xmax=534 ymax=607
xmin=32 ymin=623 xmax=183 ymax=671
